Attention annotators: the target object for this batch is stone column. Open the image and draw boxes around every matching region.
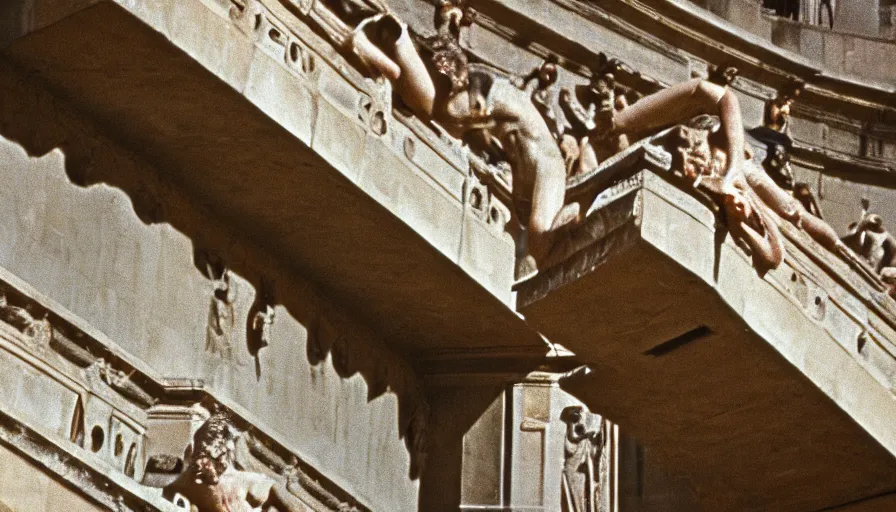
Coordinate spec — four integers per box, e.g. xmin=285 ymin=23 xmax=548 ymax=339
xmin=454 ymin=372 xmax=620 ymax=512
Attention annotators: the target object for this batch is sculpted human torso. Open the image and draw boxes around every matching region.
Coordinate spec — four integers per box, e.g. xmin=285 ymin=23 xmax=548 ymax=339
xmin=310 ymin=0 xmax=846 ymax=276
xmin=163 ymin=415 xmax=307 ymax=512
xmin=446 ymin=74 xmax=565 ymax=193
xmin=167 ymin=466 xmax=274 ymax=512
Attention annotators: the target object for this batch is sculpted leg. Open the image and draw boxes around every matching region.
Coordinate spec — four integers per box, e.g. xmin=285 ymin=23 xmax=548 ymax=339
xmin=367 ymin=16 xmax=437 ymax=117
xmin=310 ymin=5 xmax=437 ymax=118
xmin=743 ymin=163 xmax=849 ymax=253
xmin=528 ymin=166 xmax=569 ymax=263
xmin=613 ymin=79 xmax=744 ymax=182
xmin=743 ymin=163 xmax=800 ymax=222
xmin=349 ymin=22 xmax=402 ymax=80
xmin=306 ymin=3 xmax=400 ymax=79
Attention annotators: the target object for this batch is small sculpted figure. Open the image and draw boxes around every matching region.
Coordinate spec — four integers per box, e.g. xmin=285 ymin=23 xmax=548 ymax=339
xmin=560 ymin=406 xmax=602 ymax=512
xmin=250 ymin=280 xmax=277 ymax=354
xmin=0 ymin=293 xmax=51 ymax=351
xmin=670 ymin=118 xmax=875 ymax=275
xmin=206 ymin=267 xmax=236 ymax=360
xmin=764 ymin=81 xmax=803 ymax=136
xmin=560 ymin=62 xmax=625 ymax=163
xmin=0 ymin=292 xmax=38 ymax=332
xmin=164 ymin=414 xmax=306 ymax=512
xmin=524 ymin=57 xmax=599 ymax=178
xmin=841 ymin=203 xmax=896 ymax=274
xmin=87 ymin=358 xmax=155 ymax=407
xmin=252 ymin=305 xmax=275 ymax=350
xmin=523 ymin=56 xmax=563 ymax=140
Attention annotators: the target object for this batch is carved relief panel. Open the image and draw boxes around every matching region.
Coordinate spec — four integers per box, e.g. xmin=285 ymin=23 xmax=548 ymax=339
xmin=460 ymin=375 xmax=618 ymax=512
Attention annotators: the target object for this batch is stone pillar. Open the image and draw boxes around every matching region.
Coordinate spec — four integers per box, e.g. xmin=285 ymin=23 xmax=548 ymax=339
xmin=455 ymin=372 xmax=620 ymax=512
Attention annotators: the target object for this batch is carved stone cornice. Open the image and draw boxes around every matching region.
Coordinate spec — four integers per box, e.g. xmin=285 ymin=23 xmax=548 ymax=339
xmin=0 ymin=408 xmax=178 ymax=512
xmin=515 ymin=142 xmax=896 ymax=510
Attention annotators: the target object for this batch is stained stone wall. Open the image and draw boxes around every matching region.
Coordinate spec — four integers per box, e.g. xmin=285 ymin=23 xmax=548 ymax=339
xmin=0 ymin=131 xmax=422 ymax=511
xmin=0 ymin=444 xmax=102 ymax=512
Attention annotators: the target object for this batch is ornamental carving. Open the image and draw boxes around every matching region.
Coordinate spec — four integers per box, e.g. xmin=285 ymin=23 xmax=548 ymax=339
xmin=163 ymin=413 xmax=309 ymax=512
xmin=0 ymin=291 xmax=51 ymax=353
xmin=560 ymin=405 xmax=606 ymax=512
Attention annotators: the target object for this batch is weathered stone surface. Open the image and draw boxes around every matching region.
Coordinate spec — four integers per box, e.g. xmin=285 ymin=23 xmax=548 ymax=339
xmin=0 ymin=0 xmax=895 ymax=510
xmin=519 ymin=168 xmax=896 ymax=511
xmin=0 ymin=130 xmax=423 ymax=510
xmin=1 ymin=0 xmax=532 ymax=354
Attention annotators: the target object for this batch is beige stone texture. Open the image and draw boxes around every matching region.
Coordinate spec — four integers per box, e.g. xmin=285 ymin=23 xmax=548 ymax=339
xmin=0 ymin=131 xmax=420 ymax=510
xmin=0 ymin=0 xmax=894 ymax=510
xmin=520 ymin=170 xmax=896 ymax=511
xmin=0 ymin=444 xmax=102 ymax=512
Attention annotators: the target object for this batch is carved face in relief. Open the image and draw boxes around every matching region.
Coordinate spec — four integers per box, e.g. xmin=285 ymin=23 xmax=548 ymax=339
xmin=560 ymin=406 xmax=600 ymax=443
xmin=671 ymin=125 xmax=713 ymax=179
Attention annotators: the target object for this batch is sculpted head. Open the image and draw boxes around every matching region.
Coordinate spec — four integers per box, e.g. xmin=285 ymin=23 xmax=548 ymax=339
xmin=560 ymin=405 xmax=600 ymax=442
xmin=539 ymin=62 xmax=558 ymax=88
xmin=437 ymin=1 xmax=474 ymax=36
xmin=188 ymin=413 xmax=236 ymax=485
xmin=706 ymin=65 xmax=738 ymax=86
xmin=778 ymin=80 xmax=803 ymax=107
xmin=863 ymin=213 xmax=885 ymax=233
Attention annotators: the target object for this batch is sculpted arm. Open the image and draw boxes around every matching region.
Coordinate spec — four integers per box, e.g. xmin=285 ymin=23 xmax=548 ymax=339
xmin=365 ymin=16 xmax=437 ymax=118
xmin=726 ymin=194 xmax=785 ymax=270
xmin=304 ymin=3 xmax=437 ymax=118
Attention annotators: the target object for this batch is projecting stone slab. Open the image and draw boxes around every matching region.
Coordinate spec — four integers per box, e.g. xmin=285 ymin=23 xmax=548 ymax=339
xmin=518 ymin=166 xmax=896 ymax=511
xmin=1 ymin=0 xmax=542 ymax=356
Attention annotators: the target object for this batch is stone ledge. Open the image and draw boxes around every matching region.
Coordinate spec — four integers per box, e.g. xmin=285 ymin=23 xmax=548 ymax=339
xmin=1 ymin=0 xmax=544 ymax=354
xmin=516 ymin=153 xmax=896 ymax=510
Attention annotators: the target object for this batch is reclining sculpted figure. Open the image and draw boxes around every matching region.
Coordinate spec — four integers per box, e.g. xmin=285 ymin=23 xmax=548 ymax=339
xmin=310 ymin=1 xmax=846 ymax=276
xmin=670 ymin=117 xmax=879 ymax=278
xmin=311 ymin=0 xmax=577 ymax=266
xmin=163 ymin=413 xmax=306 ymax=512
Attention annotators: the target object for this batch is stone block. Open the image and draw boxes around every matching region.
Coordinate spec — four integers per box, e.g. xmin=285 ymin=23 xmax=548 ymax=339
xmin=0 ymin=444 xmax=102 ymax=512
xmin=358 ymin=141 xmax=465 ymax=262
xmin=244 ymin=48 xmax=315 ymax=145
xmin=311 ymin=99 xmax=367 ymax=182
xmin=168 ymin=0 xmax=255 ymax=92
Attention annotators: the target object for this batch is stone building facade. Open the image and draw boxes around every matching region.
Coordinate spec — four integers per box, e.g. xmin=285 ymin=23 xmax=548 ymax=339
xmin=0 ymin=0 xmax=894 ymax=511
